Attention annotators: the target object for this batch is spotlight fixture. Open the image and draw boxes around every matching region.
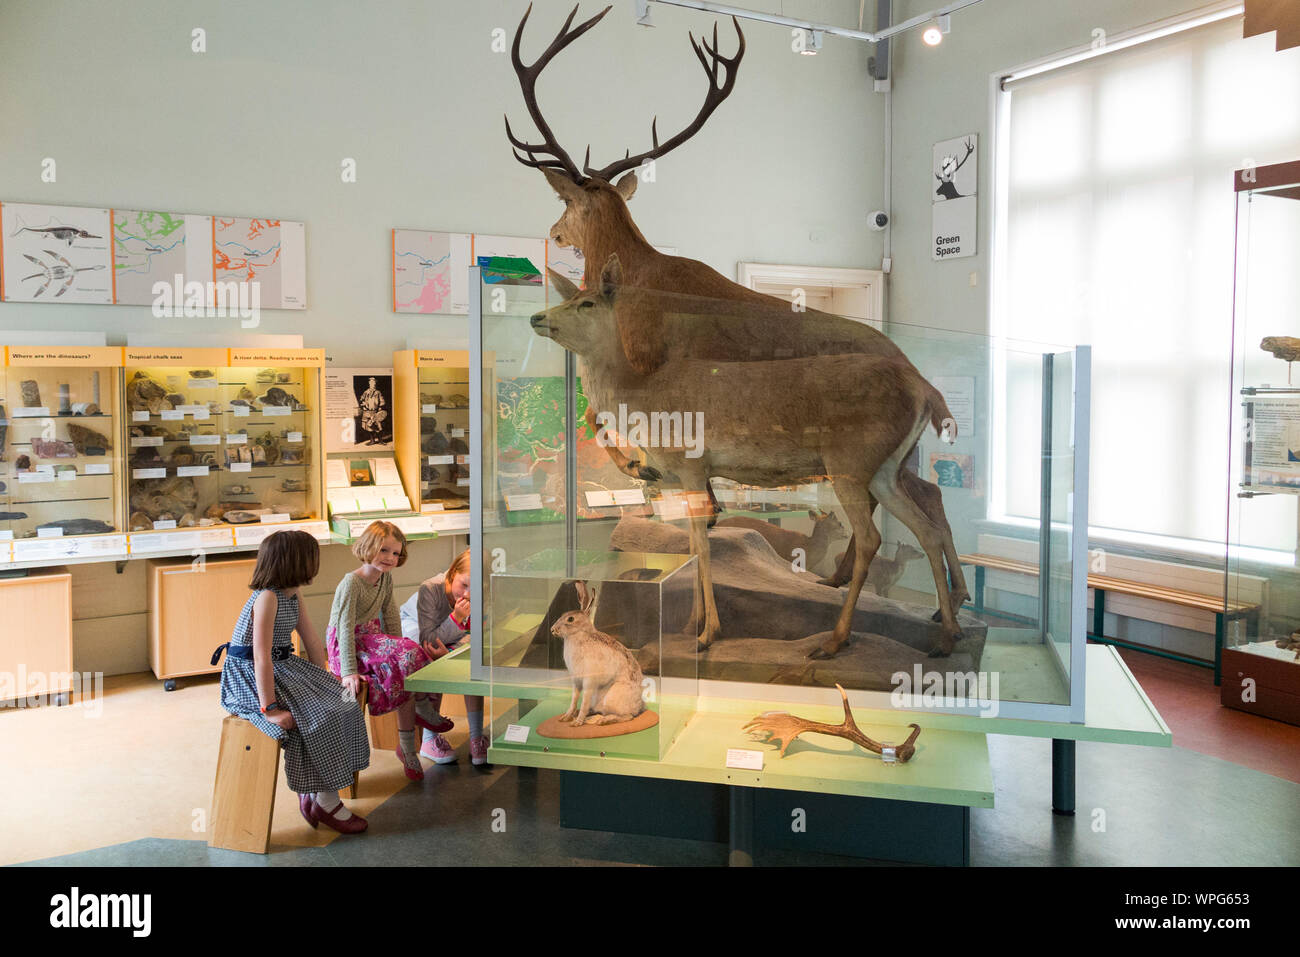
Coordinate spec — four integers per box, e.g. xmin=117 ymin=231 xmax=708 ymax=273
xmin=922 ymin=14 xmax=950 ymax=46
xmin=800 ymin=29 xmax=823 ymax=55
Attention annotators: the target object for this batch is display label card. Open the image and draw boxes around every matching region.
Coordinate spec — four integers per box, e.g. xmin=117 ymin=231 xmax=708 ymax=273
xmin=422 ymin=404 xmax=438 ymax=414
xmin=188 ymin=378 xmax=220 ymax=389
xmin=36 ymin=527 xmax=64 ymax=538
xmin=177 ymin=405 xmax=201 ymax=416
xmin=161 ymin=409 xmax=183 ymax=421
xmin=263 ymin=405 xmax=291 ymax=416
xmin=505 ymin=493 xmax=543 ymax=511
xmin=427 ymin=512 xmax=470 ymax=532
xmin=451 ymin=428 xmax=466 ymax=438
xmin=420 ymin=503 xmax=445 ymax=513
xmin=585 ymin=491 xmax=616 ymax=507
xmin=36 ymin=464 xmax=55 ymax=474
xmin=725 ymin=749 xmax=764 ymax=771
xmin=302 ymin=521 xmax=332 ymax=541
xmin=13 ymin=540 xmax=70 ymax=561
xmin=232 ymin=405 xmax=251 ymax=417
xmin=287 ymin=431 xmax=303 ymax=443
xmin=13 ymin=407 xmax=50 ymax=418
xmin=132 ymin=468 xmax=168 ymax=479
xmin=132 ymin=410 xmax=150 ymax=422
xmin=372 ymin=461 xmax=402 ymax=487
xmin=190 ymin=434 xmax=220 ymax=446
xmin=225 ymin=433 xmax=248 ymax=444
xmin=326 ymin=460 xmax=351 ymax=488
xmin=192 ymin=408 xmax=211 ymax=421
xmin=612 ymin=489 xmax=645 ymax=506
xmin=57 ymin=471 xmax=77 ymax=482
xmin=428 ymin=454 xmax=454 ymax=465
xmin=230 ymin=462 xmax=252 ymax=473
xmin=0 ymin=531 xmax=14 ymax=541
xmin=391 ymin=515 xmax=436 ymax=536
xmin=455 ymin=454 xmax=470 ymax=465
xmin=260 ymin=513 xmax=291 ymax=524
xmin=84 ymin=463 xmax=112 ymax=475
xmin=457 ymin=478 xmax=471 ymax=487
xmin=130 ymin=436 xmax=164 ymax=448
xmin=355 ymin=491 xmax=387 ymax=511
xmin=502 ymin=725 xmax=529 ymax=744
xmin=177 ymin=466 xmax=210 ymax=478
xmin=153 ymin=520 xmax=178 ymax=530
xmin=881 ymin=746 xmax=898 ymax=765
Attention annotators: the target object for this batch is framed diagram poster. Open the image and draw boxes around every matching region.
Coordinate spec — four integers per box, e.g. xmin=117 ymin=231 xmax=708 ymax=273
xmin=325 ymin=367 xmax=395 ymax=453
xmin=1243 ymin=394 xmax=1300 ymax=490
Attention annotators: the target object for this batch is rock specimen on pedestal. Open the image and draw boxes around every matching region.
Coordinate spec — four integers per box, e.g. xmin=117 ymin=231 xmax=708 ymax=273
xmin=127 ymin=372 xmax=171 ymax=414
xmin=130 ymin=476 xmax=199 ymax=521
xmin=129 ymin=511 xmax=153 ymax=531
xmin=20 ymin=380 xmax=42 ymax=408
xmin=67 ymin=423 xmax=113 ymax=455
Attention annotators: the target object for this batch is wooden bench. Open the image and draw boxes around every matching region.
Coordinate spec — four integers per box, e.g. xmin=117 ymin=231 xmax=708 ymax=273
xmin=958 ymin=553 xmax=1260 ymax=684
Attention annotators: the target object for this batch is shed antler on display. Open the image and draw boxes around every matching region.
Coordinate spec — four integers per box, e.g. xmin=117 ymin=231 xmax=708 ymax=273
xmin=743 ymin=684 xmax=923 ymax=763
xmin=506 ymin=2 xmax=745 ymax=184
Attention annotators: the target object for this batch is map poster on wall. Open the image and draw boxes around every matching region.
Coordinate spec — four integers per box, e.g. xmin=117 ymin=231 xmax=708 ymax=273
xmin=931 ymin=133 xmax=977 ymax=262
xmin=930 ymin=452 xmax=976 ymax=489
xmin=1243 ymin=395 xmax=1300 ymax=490
xmin=213 ymin=217 xmax=307 ymax=309
xmin=0 ymin=202 xmax=113 ymax=303
xmin=393 ymin=229 xmax=472 ymax=314
xmin=112 ymin=209 xmax=214 ymax=306
xmin=324 ymin=367 xmax=395 ymax=453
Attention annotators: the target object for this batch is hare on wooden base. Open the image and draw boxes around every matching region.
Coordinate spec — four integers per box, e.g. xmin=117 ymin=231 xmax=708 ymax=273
xmin=551 ymin=581 xmax=647 ymax=727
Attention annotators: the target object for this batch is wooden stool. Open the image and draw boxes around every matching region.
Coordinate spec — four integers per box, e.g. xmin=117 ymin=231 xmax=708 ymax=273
xmin=209 ymin=715 xmax=281 ymax=854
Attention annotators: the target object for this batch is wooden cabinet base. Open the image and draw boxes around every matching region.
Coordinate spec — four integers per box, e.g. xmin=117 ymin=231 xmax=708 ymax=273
xmin=1220 ymin=648 xmax=1300 ymax=726
xmin=148 ymin=557 xmax=257 ymax=683
xmin=0 ymin=569 xmax=73 ymax=705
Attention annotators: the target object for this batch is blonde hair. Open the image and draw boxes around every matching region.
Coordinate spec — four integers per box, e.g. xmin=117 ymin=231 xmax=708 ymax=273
xmin=352 ymin=520 xmax=408 ymax=567
xmin=445 ymin=548 xmax=471 ymax=584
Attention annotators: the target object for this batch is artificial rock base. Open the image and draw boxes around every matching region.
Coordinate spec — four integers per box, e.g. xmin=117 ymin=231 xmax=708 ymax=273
xmin=537 ymin=709 xmax=660 ymax=739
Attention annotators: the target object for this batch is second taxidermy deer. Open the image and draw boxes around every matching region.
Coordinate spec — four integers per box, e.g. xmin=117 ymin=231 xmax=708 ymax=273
xmin=535 ymin=257 xmax=969 ymax=658
xmin=551 ymin=581 xmax=647 ymax=726
xmin=716 ymin=510 xmax=847 ymax=578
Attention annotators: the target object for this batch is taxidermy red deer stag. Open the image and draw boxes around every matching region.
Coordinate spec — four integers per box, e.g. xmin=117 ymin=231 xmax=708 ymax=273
xmin=536 ymin=258 xmax=967 ymax=658
xmin=507 ymin=3 xmax=970 ymax=656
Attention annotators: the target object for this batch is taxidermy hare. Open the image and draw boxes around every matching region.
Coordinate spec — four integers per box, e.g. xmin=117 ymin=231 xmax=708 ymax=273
xmin=550 ymin=581 xmax=646 ymax=726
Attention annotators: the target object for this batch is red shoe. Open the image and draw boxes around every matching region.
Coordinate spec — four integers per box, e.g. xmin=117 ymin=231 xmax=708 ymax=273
xmin=414 ymin=712 xmax=454 ymax=735
xmin=299 ymin=792 xmax=318 ymax=829
xmin=312 ymin=798 xmax=368 ymax=834
xmin=395 ymin=742 xmax=425 ymax=781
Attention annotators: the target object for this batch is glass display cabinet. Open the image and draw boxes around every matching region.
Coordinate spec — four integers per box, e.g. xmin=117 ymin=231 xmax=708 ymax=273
xmin=471 ymin=267 xmax=1092 ymax=735
xmin=392 ymin=349 xmax=482 ymax=537
xmin=1225 ymin=159 xmax=1300 ymax=725
xmin=1 ymin=346 xmax=126 ymax=564
xmin=123 ymin=347 xmax=329 ymax=554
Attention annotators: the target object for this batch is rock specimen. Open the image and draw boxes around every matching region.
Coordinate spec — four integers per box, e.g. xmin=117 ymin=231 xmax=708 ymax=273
xmin=256 ymin=369 xmax=276 ymax=384
xmin=130 ymin=476 xmax=199 ymax=521
xmin=20 ymin=380 xmax=41 ymax=407
xmin=16 ymin=455 xmax=32 ymax=471
xmin=168 ymin=445 xmax=196 ymax=467
xmin=127 ymin=372 xmax=172 ymax=414
xmin=237 ymin=387 xmax=255 ymax=401
xmin=164 ymin=393 xmax=187 ymax=408
xmin=253 ymin=431 xmax=281 ymax=465
xmin=0 ymin=511 xmax=29 ymax=521
xmin=223 ymin=484 xmax=253 ymax=496
xmin=257 ymin=387 xmax=299 ymax=409
xmin=70 ymin=402 xmax=100 ymax=416
xmin=279 ymin=448 xmax=304 ymax=465
xmin=31 ymin=437 xmax=77 ymax=458
xmin=36 ymin=518 xmax=115 ymax=536
xmin=280 ymin=478 xmax=307 ymax=492
xmin=205 ymin=501 xmax=263 ymax=521
xmin=422 ymin=431 xmax=450 ymax=456
xmin=129 ymin=511 xmax=154 ymax=531
xmin=221 ymin=509 xmax=264 ymax=524
xmin=421 ymin=393 xmax=443 ymax=406
xmin=446 ymin=393 xmax=469 ymax=408
xmin=67 ymin=423 xmax=112 ymax=455
xmin=1261 ymin=336 xmax=1300 ymax=362
xmin=190 ymin=369 xmax=214 ymax=378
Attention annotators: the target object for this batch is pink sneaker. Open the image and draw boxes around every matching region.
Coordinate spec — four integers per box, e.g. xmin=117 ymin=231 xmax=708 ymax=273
xmin=420 ymin=732 xmax=457 ymax=765
xmin=470 ymin=734 xmax=490 ymax=766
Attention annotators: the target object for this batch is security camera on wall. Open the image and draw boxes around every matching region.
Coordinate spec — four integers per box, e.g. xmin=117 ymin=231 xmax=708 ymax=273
xmin=869 ymin=210 xmax=889 ymax=231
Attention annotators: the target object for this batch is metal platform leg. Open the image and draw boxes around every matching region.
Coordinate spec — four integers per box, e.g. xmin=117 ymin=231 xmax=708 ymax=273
xmin=1052 ymin=739 xmax=1075 ymax=815
xmin=974 ymin=565 xmax=985 ymax=616
xmin=729 ymin=786 xmax=754 ymax=867
xmin=1214 ymin=613 xmax=1224 ymax=687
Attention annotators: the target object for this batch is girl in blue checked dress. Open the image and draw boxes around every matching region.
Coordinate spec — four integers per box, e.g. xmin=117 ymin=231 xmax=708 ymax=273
xmin=215 ymin=529 xmax=371 ymax=835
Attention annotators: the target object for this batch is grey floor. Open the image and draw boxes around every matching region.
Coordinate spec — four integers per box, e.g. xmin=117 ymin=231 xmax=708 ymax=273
xmin=16 ymin=733 xmax=1300 ymax=866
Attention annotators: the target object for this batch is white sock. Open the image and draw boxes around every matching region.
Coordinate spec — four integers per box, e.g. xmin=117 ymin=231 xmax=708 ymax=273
xmin=398 ymin=728 xmax=417 ymax=759
xmin=315 ymin=790 xmax=352 ymax=820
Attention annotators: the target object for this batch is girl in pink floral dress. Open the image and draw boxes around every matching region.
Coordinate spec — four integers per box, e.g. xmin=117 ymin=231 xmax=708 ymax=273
xmin=326 ymin=521 xmax=447 ymax=780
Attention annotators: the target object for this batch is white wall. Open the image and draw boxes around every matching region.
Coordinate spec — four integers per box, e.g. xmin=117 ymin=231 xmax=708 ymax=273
xmin=0 ymin=0 xmax=884 ymax=362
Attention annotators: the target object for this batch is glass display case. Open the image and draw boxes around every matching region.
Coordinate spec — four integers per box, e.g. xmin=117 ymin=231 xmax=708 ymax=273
xmin=123 ymin=347 xmax=328 ymax=553
xmin=393 ymin=349 xmax=487 ymax=536
xmin=471 ymin=267 xmax=1091 ymax=729
xmin=1225 ymin=159 xmax=1300 ymax=725
xmin=1 ymin=346 xmax=126 ymax=563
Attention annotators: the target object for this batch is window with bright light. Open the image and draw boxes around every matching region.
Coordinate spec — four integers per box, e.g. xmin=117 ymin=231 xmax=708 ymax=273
xmin=991 ymin=9 xmax=1300 ymax=552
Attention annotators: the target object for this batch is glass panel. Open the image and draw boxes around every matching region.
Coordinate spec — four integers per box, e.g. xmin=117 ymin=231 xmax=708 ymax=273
xmin=476 ymin=269 xmax=1086 ymax=725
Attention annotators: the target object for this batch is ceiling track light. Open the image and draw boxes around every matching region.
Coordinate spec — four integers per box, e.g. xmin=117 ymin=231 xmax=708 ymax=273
xmin=922 ymin=13 xmax=950 ymax=45
xmin=800 ymin=29 xmax=824 ymax=55
xmin=634 ymin=0 xmax=980 ymax=45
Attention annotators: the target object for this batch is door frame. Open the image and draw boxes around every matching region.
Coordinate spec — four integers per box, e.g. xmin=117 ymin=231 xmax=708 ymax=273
xmin=735 ymin=262 xmax=886 ymax=326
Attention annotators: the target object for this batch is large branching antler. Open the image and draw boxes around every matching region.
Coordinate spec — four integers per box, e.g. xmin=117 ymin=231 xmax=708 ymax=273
xmin=505 ymin=3 xmax=745 ymax=184
xmin=743 ymin=684 xmax=923 ymax=763
xmin=586 ymin=16 xmax=745 ymax=183
xmin=505 ymin=3 xmax=613 ymax=180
